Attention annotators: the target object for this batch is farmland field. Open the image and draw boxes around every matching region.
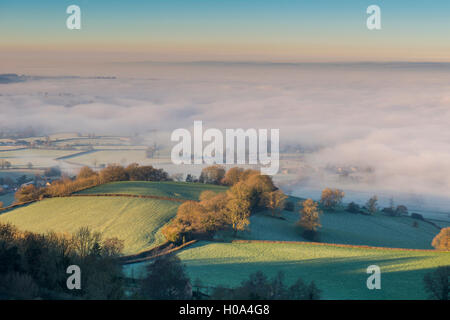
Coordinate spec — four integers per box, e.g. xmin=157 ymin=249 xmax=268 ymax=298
xmin=0 ymin=149 xmax=79 ymax=168
xmin=78 ymin=181 xmax=228 ymax=200
xmin=231 ymin=209 xmax=442 ymax=249
xmin=0 ymin=169 xmax=42 ymax=179
xmin=0 ymin=193 xmax=15 ymax=207
xmin=0 ymin=197 xmax=180 ymax=255
xmin=125 ymin=241 xmax=450 ymax=300
xmin=64 ymin=150 xmax=153 ymax=167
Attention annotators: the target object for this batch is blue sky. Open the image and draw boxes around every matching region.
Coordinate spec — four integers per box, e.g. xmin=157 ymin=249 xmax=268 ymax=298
xmin=1 ymin=1 xmax=449 ymax=61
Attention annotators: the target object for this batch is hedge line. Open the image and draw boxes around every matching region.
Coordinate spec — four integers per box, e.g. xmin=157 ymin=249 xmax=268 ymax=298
xmin=69 ymin=193 xmax=190 ymax=203
xmin=231 ymin=240 xmax=439 ymax=252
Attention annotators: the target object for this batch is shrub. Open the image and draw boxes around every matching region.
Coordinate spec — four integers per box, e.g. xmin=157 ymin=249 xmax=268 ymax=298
xmin=210 ymin=271 xmax=321 ymax=300
xmin=381 ymin=207 xmax=395 ymax=216
xmin=284 ymin=201 xmax=295 ymax=212
xmin=346 ymin=202 xmax=360 ymax=214
xmin=44 ymin=166 xmax=62 ymax=177
xmin=395 ymin=205 xmax=408 ymax=216
xmin=15 ymin=184 xmax=44 ymax=203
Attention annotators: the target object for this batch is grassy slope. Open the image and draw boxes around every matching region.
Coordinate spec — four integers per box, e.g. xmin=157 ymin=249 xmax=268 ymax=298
xmin=0 ymin=193 xmax=15 ymax=207
xmin=170 ymin=241 xmax=449 ymax=300
xmin=0 ymin=182 xmax=227 ymax=255
xmin=233 ymin=209 xmax=441 ymax=250
xmin=77 ymin=181 xmax=228 ymax=200
xmin=0 ymin=197 xmax=179 ymax=255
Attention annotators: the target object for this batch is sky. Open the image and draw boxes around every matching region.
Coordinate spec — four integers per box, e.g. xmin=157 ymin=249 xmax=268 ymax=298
xmin=1 ymin=0 xmax=450 ymax=65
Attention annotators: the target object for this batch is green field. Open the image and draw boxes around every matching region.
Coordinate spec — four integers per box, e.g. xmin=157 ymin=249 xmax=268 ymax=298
xmin=78 ymin=181 xmax=228 ymax=200
xmin=230 ymin=208 xmax=441 ymax=249
xmin=0 ymin=182 xmax=227 ymax=255
xmin=0 ymin=193 xmax=15 ymax=207
xmin=125 ymin=241 xmax=449 ymax=300
xmin=0 ymin=197 xmax=180 ymax=255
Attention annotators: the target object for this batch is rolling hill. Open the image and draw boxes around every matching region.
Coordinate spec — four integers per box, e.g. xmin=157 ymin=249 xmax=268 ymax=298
xmin=0 ymin=197 xmax=179 ymax=255
xmin=0 ymin=181 xmax=228 ymax=255
xmin=230 ymin=208 xmax=442 ymax=249
xmin=77 ymin=181 xmax=228 ymax=200
xmin=124 ymin=240 xmax=449 ymax=300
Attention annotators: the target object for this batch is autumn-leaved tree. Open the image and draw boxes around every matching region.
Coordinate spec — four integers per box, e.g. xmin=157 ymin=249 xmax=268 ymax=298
xmin=99 ymin=164 xmax=128 ymax=183
xmin=224 ymin=182 xmax=252 ymax=235
xmin=320 ymin=188 xmax=345 ymax=211
xmin=199 ymin=165 xmax=226 ymax=185
xmin=221 ymin=167 xmax=244 ymax=186
xmin=431 ymin=227 xmax=450 ymax=251
xmin=263 ymin=190 xmax=288 ymax=217
xmin=298 ymin=199 xmax=321 ymax=240
xmin=77 ymin=166 xmax=97 ymax=180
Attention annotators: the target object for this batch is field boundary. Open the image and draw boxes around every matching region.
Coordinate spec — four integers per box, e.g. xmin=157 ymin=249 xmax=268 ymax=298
xmin=69 ymin=193 xmax=190 ymax=203
xmin=120 ymin=240 xmax=198 ymax=265
xmin=231 ymin=240 xmax=445 ymax=252
xmin=54 ymin=149 xmax=98 ymax=160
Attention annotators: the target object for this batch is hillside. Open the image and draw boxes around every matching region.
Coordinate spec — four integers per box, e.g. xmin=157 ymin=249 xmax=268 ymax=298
xmin=0 ymin=181 xmax=228 ymax=255
xmin=0 ymin=193 xmax=15 ymax=207
xmin=0 ymin=197 xmax=180 ymax=255
xmin=125 ymin=241 xmax=449 ymax=299
xmin=77 ymin=181 xmax=228 ymax=200
xmin=230 ymin=207 xmax=441 ymax=249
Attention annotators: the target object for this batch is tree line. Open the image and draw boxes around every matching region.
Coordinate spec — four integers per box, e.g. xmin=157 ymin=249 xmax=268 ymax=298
xmin=0 ymin=223 xmax=124 ymax=299
xmin=135 ymin=254 xmax=321 ymax=300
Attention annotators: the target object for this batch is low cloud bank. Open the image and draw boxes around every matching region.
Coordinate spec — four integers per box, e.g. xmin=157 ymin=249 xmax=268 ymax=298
xmin=1 ymin=63 xmax=450 ymax=208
